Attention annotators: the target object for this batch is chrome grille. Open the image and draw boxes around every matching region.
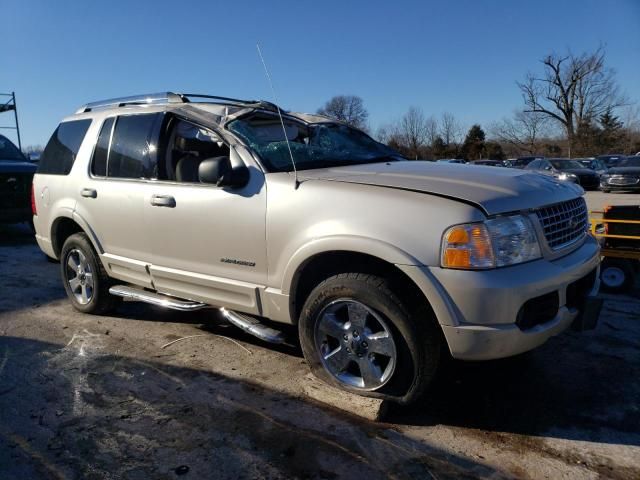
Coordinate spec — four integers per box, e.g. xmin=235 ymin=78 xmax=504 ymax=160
xmin=535 ymin=198 xmax=588 ymax=250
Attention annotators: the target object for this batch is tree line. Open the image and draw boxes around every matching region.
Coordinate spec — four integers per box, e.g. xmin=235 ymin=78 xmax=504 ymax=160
xmin=316 ymin=46 xmax=640 ymax=160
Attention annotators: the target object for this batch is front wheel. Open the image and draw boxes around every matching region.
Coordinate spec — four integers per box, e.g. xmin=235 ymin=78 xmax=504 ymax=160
xmin=298 ymin=273 xmax=441 ymax=404
xmin=60 ymin=232 xmax=120 ymax=314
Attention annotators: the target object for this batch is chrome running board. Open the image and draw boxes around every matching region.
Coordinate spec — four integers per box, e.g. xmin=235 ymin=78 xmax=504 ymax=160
xmin=109 ymin=285 xmax=208 ymax=311
xmin=109 ymin=285 xmax=286 ymax=344
xmin=220 ymin=308 xmax=286 ymax=344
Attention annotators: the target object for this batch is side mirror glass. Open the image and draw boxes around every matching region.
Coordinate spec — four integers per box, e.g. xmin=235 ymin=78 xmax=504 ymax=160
xmin=198 ymin=156 xmax=249 ymax=188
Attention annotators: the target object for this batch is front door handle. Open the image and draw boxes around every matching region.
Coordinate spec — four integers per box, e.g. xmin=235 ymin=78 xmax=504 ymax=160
xmin=150 ymin=194 xmax=176 ymax=208
xmin=81 ymin=188 xmax=97 ymax=198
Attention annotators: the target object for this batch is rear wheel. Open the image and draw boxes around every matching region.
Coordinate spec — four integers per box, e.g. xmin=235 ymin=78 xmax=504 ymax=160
xmin=600 ymin=258 xmax=634 ymax=294
xmin=298 ymin=273 xmax=441 ymax=404
xmin=61 ymin=233 xmax=120 ymax=314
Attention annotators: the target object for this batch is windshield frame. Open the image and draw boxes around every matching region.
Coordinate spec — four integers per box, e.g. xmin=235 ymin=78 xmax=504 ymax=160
xmin=226 ymin=111 xmax=403 ymax=173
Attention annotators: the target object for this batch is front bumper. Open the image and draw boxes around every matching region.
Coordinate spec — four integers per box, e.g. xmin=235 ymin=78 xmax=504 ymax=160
xmin=424 ymin=235 xmax=600 ymax=360
xmin=600 ymin=176 xmax=640 ymax=191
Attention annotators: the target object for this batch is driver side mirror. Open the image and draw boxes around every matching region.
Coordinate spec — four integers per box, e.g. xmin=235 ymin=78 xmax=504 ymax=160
xmin=198 ymin=156 xmax=249 ymax=188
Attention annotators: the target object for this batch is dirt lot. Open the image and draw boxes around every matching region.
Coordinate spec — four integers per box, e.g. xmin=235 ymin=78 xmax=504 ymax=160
xmin=1 ymin=191 xmax=639 ymax=479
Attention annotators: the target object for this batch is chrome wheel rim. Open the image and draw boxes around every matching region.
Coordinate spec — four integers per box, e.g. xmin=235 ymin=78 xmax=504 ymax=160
xmin=314 ymin=299 xmax=397 ymax=391
xmin=602 ymin=267 xmax=625 ymax=288
xmin=65 ymin=248 xmax=94 ymax=305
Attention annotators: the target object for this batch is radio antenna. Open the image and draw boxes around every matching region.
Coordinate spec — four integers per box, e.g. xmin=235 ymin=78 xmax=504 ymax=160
xmin=256 ymin=43 xmax=299 ymax=189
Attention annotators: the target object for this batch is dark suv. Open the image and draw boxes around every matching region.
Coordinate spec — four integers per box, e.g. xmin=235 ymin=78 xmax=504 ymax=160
xmin=525 ymin=158 xmax=600 ymax=190
xmin=0 ymin=134 xmax=36 ymax=225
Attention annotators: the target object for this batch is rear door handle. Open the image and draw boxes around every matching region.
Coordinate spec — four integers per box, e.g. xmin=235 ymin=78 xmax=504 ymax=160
xmin=150 ymin=194 xmax=176 ymax=208
xmin=81 ymin=188 xmax=97 ymax=198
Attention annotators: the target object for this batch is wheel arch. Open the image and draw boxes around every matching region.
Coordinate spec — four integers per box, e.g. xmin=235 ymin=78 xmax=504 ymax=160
xmin=287 ymin=246 xmax=437 ymax=327
xmin=51 ymin=211 xmax=104 ymax=260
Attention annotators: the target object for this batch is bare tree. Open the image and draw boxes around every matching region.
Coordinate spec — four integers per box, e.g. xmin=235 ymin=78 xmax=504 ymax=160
xmin=317 ymin=95 xmax=369 ymax=129
xmin=425 ymin=115 xmax=439 ymax=147
xmin=396 ymin=106 xmax=429 ymax=159
xmin=518 ymin=46 xmax=628 ymax=156
xmin=490 ymin=110 xmax=553 ymax=155
xmin=439 ymin=112 xmax=463 ymax=146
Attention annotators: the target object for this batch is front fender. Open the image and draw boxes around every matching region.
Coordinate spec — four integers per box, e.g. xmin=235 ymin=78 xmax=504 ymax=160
xmin=280 ymin=235 xmax=421 ymax=295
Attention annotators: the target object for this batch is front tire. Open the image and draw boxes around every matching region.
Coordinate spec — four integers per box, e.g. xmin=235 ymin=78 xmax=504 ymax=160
xmin=60 ymin=233 xmax=119 ymax=314
xmin=298 ymin=273 xmax=441 ymax=404
xmin=600 ymin=258 xmax=634 ymax=294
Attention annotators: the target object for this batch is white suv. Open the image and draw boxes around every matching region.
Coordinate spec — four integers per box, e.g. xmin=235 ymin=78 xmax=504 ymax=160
xmin=33 ymin=93 xmax=602 ymax=404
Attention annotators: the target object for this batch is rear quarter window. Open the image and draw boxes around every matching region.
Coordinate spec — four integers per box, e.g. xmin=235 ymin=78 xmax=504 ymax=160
xmin=38 ymin=119 xmax=92 ymax=175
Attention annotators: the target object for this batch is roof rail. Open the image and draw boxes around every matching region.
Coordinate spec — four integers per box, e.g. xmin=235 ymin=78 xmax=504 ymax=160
xmin=76 ymin=92 xmax=185 ymax=113
xmin=76 ymin=91 xmax=283 ymax=114
xmin=178 ymin=93 xmax=282 ymax=112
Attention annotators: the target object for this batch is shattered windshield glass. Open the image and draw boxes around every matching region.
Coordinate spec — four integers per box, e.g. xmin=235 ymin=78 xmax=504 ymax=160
xmin=228 ymin=113 xmax=402 ymax=172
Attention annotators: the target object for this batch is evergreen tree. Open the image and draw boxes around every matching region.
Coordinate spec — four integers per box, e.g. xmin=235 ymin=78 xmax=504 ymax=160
xmin=597 ymin=109 xmax=625 ymax=153
xmin=461 ymin=124 xmax=486 ymax=160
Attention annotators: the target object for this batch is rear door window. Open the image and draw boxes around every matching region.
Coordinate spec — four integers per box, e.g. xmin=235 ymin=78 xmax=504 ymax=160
xmin=89 ymin=113 xmax=162 ymax=180
xmin=38 ymin=119 xmax=92 ymax=175
xmin=107 ymin=114 xmax=161 ymax=179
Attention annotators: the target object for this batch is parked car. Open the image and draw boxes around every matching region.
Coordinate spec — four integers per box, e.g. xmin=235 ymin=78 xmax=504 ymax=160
xmin=471 ymin=160 xmax=504 ymax=167
xmin=577 ymin=158 xmax=608 ymax=177
xmin=504 ymin=156 xmax=544 ymax=169
xmin=597 ymin=154 xmax=626 ymax=168
xmin=32 ymin=92 xmax=602 ymax=404
xmin=600 ymin=156 xmax=640 ymax=192
xmin=0 ymin=134 xmax=37 ymax=226
xmin=525 ymin=158 xmax=600 ymax=190
xmin=436 ymin=158 xmax=466 ymax=164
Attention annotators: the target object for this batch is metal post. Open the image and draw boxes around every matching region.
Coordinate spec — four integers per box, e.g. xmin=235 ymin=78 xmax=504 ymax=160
xmin=12 ymin=92 xmax=22 ymax=151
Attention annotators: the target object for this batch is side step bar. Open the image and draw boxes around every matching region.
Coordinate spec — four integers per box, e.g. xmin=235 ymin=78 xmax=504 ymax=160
xmin=109 ymin=285 xmax=286 ymax=344
xmin=109 ymin=285 xmax=208 ymax=311
xmin=220 ymin=308 xmax=286 ymax=344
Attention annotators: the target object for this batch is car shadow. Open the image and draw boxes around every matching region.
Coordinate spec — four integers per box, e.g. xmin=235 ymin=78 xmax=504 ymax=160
xmin=0 ymin=335 xmax=508 ymax=480
xmin=386 ymin=316 xmax=640 ymax=448
xmin=115 ymin=302 xmax=303 ymax=357
xmin=2 ymin=231 xmax=639 ymax=454
xmin=0 ymin=222 xmax=35 ymax=246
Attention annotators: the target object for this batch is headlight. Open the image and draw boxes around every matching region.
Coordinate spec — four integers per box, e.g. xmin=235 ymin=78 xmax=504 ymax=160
xmin=556 ymin=172 xmax=577 ymax=181
xmin=441 ymin=215 xmax=541 ymax=269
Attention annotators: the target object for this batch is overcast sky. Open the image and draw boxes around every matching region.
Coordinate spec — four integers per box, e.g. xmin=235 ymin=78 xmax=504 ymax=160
xmin=3 ymin=0 xmax=640 ymax=147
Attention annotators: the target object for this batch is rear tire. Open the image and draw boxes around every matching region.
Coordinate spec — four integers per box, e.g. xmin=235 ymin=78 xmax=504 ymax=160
xmin=298 ymin=273 xmax=441 ymax=405
xmin=60 ymin=232 xmax=120 ymax=314
xmin=600 ymin=258 xmax=634 ymax=294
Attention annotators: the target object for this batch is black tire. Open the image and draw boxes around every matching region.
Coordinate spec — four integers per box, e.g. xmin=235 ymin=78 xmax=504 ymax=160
xmin=298 ymin=273 xmax=441 ymax=405
xmin=600 ymin=258 xmax=635 ymax=294
xmin=601 ymin=189 xmax=610 ymax=193
xmin=60 ymin=232 xmax=120 ymax=314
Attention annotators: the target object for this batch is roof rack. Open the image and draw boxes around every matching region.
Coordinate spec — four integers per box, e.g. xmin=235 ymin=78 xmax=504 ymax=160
xmin=76 ymin=92 xmax=282 ymax=114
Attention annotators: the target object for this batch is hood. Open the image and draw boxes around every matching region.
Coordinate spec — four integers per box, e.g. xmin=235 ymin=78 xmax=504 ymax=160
xmin=0 ymin=159 xmax=37 ymax=174
xmin=606 ymin=167 xmax=640 ymax=175
xmin=562 ymin=168 xmax=598 ymax=177
xmin=299 ymin=161 xmax=583 ymax=216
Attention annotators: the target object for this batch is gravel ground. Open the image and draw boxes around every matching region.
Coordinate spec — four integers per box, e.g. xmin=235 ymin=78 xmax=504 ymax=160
xmin=1 ymin=191 xmax=639 ymax=480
